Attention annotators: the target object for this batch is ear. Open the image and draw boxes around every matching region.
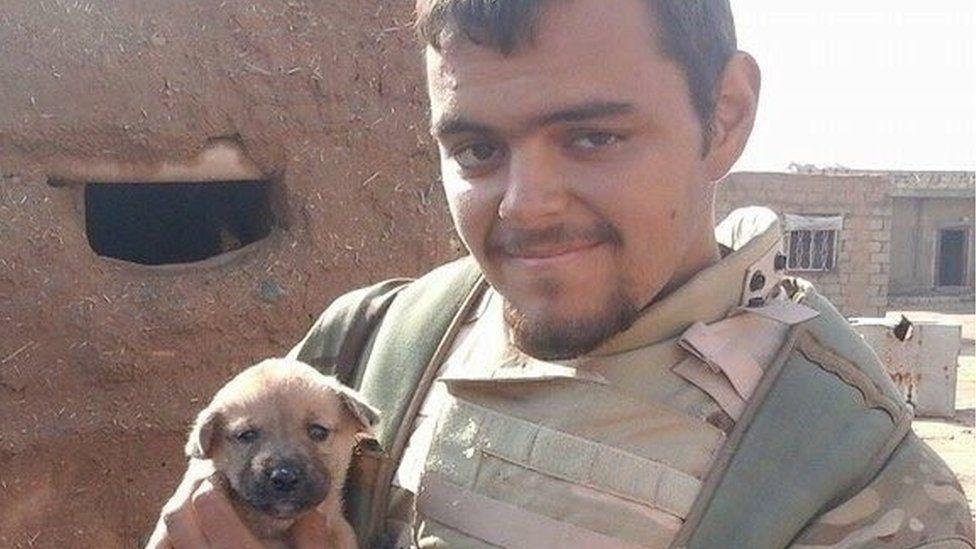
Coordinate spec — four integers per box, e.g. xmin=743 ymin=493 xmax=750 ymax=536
xmin=334 ymin=385 xmax=380 ymax=432
xmin=704 ymin=51 xmax=762 ymax=181
xmin=185 ymin=408 xmax=222 ymax=459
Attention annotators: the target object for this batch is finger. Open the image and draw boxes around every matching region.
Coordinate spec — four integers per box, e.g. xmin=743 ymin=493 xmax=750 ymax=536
xmin=163 ymin=459 xmax=217 ymax=515
xmin=145 ymin=514 xmax=185 ymax=549
xmin=162 ymin=504 xmax=210 ymax=549
xmin=144 ymin=515 xmax=168 ymax=549
xmin=192 ymin=480 xmax=264 ymax=549
xmin=151 ymin=460 xmax=218 ymax=549
xmin=144 ymin=517 xmax=172 ymax=549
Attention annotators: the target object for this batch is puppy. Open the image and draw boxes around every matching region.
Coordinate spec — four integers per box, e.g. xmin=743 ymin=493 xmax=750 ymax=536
xmin=186 ymin=358 xmax=379 ymax=548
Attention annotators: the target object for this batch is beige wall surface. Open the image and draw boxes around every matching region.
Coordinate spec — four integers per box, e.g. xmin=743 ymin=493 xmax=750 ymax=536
xmin=889 ymin=197 xmax=975 ymax=294
xmin=717 ymin=172 xmax=892 ymax=317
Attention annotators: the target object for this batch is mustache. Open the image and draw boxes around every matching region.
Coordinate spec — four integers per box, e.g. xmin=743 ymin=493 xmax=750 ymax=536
xmin=486 ymin=221 xmax=620 ymax=256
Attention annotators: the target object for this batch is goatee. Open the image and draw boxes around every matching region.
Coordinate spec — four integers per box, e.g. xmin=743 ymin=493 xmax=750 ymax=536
xmin=503 ymin=285 xmax=640 ymax=360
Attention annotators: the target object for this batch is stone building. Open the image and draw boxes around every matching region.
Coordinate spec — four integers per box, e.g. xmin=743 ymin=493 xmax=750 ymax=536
xmin=887 ymin=172 xmax=976 ymax=303
xmin=716 ymin=170 xmax=975 ymax=317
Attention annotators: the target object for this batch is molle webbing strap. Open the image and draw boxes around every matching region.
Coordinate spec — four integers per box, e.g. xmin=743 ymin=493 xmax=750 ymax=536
xmin=672 ymin=327 xmax=912 ymax=549
xmin=419 ymin=473 xmax=648 ymax=549
xmin=352 ymin=256 xmax=486 ymax=544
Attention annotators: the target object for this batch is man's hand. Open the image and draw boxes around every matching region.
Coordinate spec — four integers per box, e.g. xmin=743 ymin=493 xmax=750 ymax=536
xmin=145 ymin=459 xmax=260 ymax=548
xmin=145 ymin=459 xmax=333 ymax=548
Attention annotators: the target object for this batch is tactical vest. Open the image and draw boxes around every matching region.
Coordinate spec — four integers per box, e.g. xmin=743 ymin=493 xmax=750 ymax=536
xmin=289 ymin=256 xmax=914 ymax=548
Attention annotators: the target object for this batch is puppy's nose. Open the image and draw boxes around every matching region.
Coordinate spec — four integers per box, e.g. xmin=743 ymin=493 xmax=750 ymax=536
xmin=268 ymin=466 xmax=300 ymax=492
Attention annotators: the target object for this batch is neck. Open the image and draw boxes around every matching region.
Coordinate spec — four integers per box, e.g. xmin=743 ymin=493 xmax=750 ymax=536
xmin=651 ymin=224 xmax=721 ymax=308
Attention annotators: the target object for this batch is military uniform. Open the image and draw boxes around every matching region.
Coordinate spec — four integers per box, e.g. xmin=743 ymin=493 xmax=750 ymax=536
xmin=290 ymin=208 xmax=973 ymax=548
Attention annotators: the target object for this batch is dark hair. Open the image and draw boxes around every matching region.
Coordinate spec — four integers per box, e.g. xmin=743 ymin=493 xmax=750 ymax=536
xmin=415 ymin=0 xmax=737 ymax=145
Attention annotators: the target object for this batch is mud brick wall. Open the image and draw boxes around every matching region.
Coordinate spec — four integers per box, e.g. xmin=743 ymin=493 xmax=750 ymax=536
xmin=0 ymin=2 xmax=460 ymax=547
xmin=716 ymin=172 xmax=892 ymax=317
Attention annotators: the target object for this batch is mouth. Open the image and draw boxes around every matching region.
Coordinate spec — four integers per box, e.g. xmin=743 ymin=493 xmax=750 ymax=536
xmin=502 ymin=240 xmax=607 ymax=268
xmin=264 ymin=500 xmax=310 ymax=519
xmin=235 ymin=478 xmax=328 ymax=520
xmin=246 ymin=494 xmax=318 ymax=519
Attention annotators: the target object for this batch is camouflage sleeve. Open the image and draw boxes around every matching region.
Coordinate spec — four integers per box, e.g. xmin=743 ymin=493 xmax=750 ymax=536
xmin=791 ymin=432 xmax=974 ymax=548
xmin=287 ymin=278 xmax=411 ymax=381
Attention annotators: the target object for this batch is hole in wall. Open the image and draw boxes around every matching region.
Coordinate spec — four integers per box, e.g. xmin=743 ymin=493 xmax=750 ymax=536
xmin=84 ymin=180 xmax=276 ymax=266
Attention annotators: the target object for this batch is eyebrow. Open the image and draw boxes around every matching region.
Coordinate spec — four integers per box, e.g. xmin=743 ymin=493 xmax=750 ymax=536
xmin=431 ymin=100 xmax=636 ymax=138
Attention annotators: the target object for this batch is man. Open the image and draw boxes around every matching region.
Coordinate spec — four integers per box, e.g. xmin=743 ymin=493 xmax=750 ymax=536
xmin=151 ymin=0 xmax=973 ymax=547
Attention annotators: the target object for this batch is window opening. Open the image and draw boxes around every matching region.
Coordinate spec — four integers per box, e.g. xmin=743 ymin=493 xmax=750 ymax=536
xmin=84 ymin=180 xmax=275 ymax=266
xmin=786 ymin=229 xmax=837 ymax=271
xmin=936 ymin=228 xmax=968 ymax=287
xmin=782 ymin=214 xmax=842 ymax=272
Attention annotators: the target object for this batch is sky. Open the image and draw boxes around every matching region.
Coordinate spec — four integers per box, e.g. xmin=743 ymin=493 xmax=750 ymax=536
xmin=730 ymin=1 xmax=976 ymax=172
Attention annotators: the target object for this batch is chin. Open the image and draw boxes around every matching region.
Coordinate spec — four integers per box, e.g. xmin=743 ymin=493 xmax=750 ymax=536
xmin=504 ymin=293 xmax=639 ymax=361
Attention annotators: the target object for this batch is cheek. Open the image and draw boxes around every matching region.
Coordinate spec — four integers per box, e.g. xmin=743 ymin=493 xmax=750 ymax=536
xmin=441 ymin=171 xmax=498 ymax=255
xmin=585 ymin=164 xmax=698 ymax=288
xmin=213 ymin=446 xmax=253 ymax=493
xmin=311 ymin=435 xmax=355 ymax=481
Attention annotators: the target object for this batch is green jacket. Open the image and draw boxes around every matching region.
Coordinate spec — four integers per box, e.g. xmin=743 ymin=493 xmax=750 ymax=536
xmin=289 ymin=256 xmax=973 ymax=548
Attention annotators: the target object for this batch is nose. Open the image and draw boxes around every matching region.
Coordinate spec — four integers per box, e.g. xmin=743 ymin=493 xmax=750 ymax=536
xmin=498 ymin=143 xmax=569 ymax=224
xmin=268 ymin=466 xmax=301 ymax=492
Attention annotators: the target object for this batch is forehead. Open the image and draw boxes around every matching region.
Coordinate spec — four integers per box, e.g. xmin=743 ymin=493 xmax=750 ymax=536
xmin=221 ymin=379 xmax=343 ymax=425
xmin=425 ymin=0 xmax=683 ymax=131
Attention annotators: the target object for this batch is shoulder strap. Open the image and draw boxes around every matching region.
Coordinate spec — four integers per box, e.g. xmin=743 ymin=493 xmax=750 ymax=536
xmin=308 ymin=257 xmax=485 ymax=546
xmin=289 ymin=256 xmax=484 ymax=424
xmin=673 ymin=291 xmax=912 ymax=548
xmin=287 ymin=277 xmax=411 ymax=384
xmin=357 ymin=256 xmax=485 ymax=447
xmin=332 ymin=282 xmax=408 ymax=385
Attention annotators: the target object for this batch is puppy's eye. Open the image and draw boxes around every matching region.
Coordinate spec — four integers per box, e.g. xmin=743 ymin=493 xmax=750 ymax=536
xmin=307 ymin=424 xmax=330 ymax=442
xmin=236 ymin=429 xmax=258 ymax=443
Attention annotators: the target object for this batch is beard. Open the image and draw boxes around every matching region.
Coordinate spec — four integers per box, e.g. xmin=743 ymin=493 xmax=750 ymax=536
xmin=502 ymin=280 xmax=640 ymax=360
xmin=488 ymin=218 xmax=638 ymax=360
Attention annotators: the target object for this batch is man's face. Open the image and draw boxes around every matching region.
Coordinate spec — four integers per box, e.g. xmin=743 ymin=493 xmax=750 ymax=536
xmin=427 ymin=0 xmax=717 ymax=359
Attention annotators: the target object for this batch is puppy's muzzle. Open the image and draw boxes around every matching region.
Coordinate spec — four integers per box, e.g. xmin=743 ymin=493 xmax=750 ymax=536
xmin=242 ymin=455 xmax=330 ymax=518
xmin=268 ymin=465 xmax=301 ymax=493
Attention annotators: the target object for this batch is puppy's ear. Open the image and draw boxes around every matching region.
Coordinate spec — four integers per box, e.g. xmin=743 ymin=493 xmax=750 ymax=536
xmin=185 ymin=408 xmax=222 ymax=459
xmin=335 ymin=385 xmax=380 ymax=432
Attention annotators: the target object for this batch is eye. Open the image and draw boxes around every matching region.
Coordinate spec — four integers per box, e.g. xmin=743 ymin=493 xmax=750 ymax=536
xmin=307 ymin=424 xmax=331 ymax=442
xmin=569 ymin=131 xmax=621 ymax=151
xmin=236 ymin=429 xmax=258 ymax=443
xmin=451 ymin=141 xmax=504 ymax=172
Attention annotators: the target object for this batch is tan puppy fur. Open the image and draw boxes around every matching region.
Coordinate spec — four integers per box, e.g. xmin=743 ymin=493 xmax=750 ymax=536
xmin=186 ymin=358 xmax=379 ymax=548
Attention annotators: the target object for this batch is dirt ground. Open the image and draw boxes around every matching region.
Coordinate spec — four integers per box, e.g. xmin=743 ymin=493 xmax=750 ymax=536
xmin=895 ymin=310 xmax=976 ymax=518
